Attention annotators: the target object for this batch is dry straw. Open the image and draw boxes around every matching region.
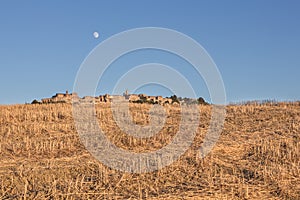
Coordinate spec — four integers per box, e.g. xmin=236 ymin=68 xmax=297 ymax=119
xmin=0 ymin=102 xmax=299 ymax=199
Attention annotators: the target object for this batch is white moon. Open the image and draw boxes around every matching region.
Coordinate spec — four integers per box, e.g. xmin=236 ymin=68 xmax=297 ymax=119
xmin=93 ymin=32 xmax=99 ymax=39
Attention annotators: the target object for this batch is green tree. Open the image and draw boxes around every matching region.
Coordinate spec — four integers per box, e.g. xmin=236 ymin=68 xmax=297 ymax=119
xmin=197 ymin=97 xmax=208 ymax=105
xmin=170 ymin=95 xmax=179 ymax=104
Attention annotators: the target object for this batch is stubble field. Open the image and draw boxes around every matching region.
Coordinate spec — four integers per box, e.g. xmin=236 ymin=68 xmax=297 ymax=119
xmin=0 ymin=103 xmax=299 ymax=199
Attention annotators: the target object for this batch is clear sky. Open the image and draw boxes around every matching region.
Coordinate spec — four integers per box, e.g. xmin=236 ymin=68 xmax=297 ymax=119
xmin=0 ymin=0 xmax=299 ymax=104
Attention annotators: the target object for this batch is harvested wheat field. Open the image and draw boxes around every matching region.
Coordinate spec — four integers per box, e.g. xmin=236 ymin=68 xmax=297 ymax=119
xmin=0 ymin=102 xmax=299 ymax=199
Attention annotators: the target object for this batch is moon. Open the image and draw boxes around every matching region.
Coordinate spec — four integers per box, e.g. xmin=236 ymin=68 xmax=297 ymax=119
xmin=93 ymin=32 xmax=99 ymax=39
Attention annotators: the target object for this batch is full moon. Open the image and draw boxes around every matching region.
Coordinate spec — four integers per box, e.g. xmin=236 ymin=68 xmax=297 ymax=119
xmin=93 ymin=32 xmax=99 ymax=39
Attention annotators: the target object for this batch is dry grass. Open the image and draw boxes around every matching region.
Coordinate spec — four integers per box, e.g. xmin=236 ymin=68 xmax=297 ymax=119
xmin=0 ymin=102 xmax=299 ymax=199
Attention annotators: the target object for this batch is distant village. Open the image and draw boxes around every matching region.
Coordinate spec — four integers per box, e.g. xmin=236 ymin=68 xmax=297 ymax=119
xmin=31 ymin=90 xmax=208 ymax=105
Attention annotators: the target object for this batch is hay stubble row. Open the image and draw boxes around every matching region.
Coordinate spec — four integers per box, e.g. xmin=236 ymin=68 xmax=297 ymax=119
xmin=0 ymin=103 xmax=299 ymax=199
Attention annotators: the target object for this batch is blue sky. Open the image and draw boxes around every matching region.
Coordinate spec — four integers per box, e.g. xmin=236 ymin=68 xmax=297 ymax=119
xmin=0 ymin=0 xmax=299 ymax=104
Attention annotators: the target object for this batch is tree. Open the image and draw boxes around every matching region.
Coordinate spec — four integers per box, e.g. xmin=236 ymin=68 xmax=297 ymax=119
xmin=31 ymin=99 xmax=41 ymax=104
xmin=170 ymin=95 xmax=179 ymax=104
xmin=197 ymin=97 xmax=208 ymax=105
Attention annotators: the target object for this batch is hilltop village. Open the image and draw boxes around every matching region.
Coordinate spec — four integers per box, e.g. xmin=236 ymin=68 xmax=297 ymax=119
xmin=32 ymin=90 xmax=208 ymax=105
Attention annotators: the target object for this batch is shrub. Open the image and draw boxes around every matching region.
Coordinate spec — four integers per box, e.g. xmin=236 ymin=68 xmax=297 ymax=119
xmin=197 ymin=97 xmax=209 ymax=105
xmin=31 ymin=99 xmax=41 ymax=104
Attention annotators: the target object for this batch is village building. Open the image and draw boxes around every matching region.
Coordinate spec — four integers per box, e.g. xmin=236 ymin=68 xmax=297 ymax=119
xmin=41 ymin=91 xmax=78 ymax=104
xmin=110 ymin=95 xmax=126 ymax=102
xmin=99 ymin=94 xmax=111 ymax=103
xmin=128 ymin=94 xmax=139 ymax=102
xmin=38 ymin=89 xmax=181 ymax=105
